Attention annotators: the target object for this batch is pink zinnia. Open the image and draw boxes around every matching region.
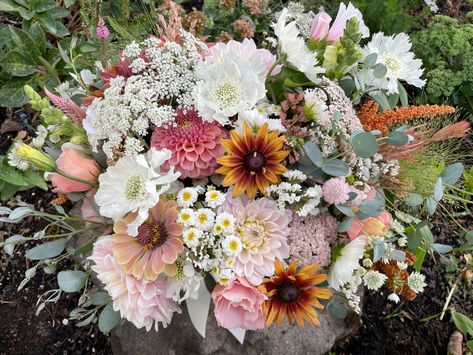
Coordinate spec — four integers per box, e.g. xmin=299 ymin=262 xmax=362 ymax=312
xmin=151 ymin=109 xmax=226 ymax=179
xmin=322 ymin=177 xmax=351 ymax=205
xmin=89 ymin=236 xmax=180 ymax=331
xmin=112 ymin=199 xmax=183 ymax=281
xmin=218 ymin=192 xmax=291 ymax=285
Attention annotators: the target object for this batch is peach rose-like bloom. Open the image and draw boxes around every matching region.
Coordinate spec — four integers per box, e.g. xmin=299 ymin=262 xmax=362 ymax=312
xmin=51 ymin=143 xmax=100 ymax=193
xmin=347 ymin=210 xmax=393 ymax=240
xmin=212 ymin=276 xmax=267 ymax=330
xmin=112 ymin=199 xmax=183 ymax=281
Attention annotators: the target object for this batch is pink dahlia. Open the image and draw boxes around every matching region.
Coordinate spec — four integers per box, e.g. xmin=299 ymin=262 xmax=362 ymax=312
xmin=218 ymin=192 xmax=291 ymax=285
xmin=89 ymin=236 xmax=180 ymax=331
xmin=112 ymin=199 xmax=183 ymax=281
xmin=151 ymin=109 xmax=226 ymax=179
xmin=322 ymin=177 xmax=351 ymax=205
xmin=288 ymin=213 xmax=338 ymax=267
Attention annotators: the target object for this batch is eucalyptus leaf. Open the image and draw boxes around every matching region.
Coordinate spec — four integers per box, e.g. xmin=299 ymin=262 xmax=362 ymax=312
xmin=405 ymin=193 xmax=423 ymax=207
xmin=351 ymin=132 xmax=378 ymax=158
xmin=398 ymin=82 xmax=408 ymax=107
xmin=372 ymin=63 xmax=387 ymax=78
xmin=303 ymin=142 xmax=323 ymax=167
xmin=364 ymin=53 xmax=378 ymax=68
xmin=335 ymin=205 xmax=355 ymax=217
xmin=440 ymin=163 xmax=464 ymax=185
xmin=327 ymin=298 xmax=348 ymax=319
xmin=426 ymin=197 xmax=438 ymax=215
xmin=387 ymin=131 xmax=409 ymax=146
xmin=337 ymin=218 xmax=352 ymax=232
xmin=433 ymin=178 xmax=444 ymax=202
xmin=373 ymin=242 xmax=385 ymax=262
xmin=321 ymin=159 xmax=350 ymax=177
xmin=99 ymin=303 xmax=121 ymax=333
xmin=57 ymin=270 xmax=87 ymax=293
xmin=432 ymin=243 xmax=453 ymax=254
xmin=25 ymin=238 xmax=67 ymax=260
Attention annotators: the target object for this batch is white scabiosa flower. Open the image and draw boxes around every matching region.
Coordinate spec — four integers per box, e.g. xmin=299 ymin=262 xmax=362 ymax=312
xmin=95 ymin=148 xmax=180 ymax=236
xmin=205 ymin=189 xmax=225 ymax=208
xmin=182 ymin=228 xmax=203 ymax=248
xmin=407 ymin=271 xmax=427 ymax=293
xmin=273 ymin=8 xmax=325 ymax=83
xmin=166 ymin=260 xmax=202 ymax=302
xmin=303 ymin=90 xmax=330 ymax=123
xmin=363 ymin=270 xmax=387 ymax=291
xmin=328 ymin=236 xmax=366 ymax=290
xmin=388 ymin=292 xmax=400 ymax=303
xmin=194 ymin=53 xmax=266 ymax=125
xmin=177 ymin=208 xmax=195 ymax=227
xmin=222 ymin=235 xmax=243 ymax=256
xmin=194 ymin=208 xmax=216 ymax=231
xmin=360 ymin=32 xmax=425 ymax=94
xmin=177 ymin=187 xmax=199 ymax=208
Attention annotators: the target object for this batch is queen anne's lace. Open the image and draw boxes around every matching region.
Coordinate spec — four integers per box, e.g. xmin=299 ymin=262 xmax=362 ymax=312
xmin=87 ymin=31 xmax=207 ymax=159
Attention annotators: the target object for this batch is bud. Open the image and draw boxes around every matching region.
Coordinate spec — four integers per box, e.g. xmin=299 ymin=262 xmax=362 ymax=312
xmin=16 ymin=143 xmax=56 ymax=171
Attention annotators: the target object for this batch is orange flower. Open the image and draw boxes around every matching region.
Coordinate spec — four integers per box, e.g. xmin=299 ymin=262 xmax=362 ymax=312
xmin=259 ymin=259 xmax=332 ymax=328
xmin=216 ymin=122 xmax=289 ymax=199
xmin=358 ymin=101 xmax=456 ymax=134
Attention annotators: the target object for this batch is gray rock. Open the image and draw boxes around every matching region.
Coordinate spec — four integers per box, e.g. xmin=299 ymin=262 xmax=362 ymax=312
xmin=111 ymin=303 xmax=360 ymax=355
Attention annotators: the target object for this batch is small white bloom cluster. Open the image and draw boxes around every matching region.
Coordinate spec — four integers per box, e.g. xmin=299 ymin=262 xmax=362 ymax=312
xmin=88 ymin=31 xmax=207 ymax=159
xmin=176 ymin=185 xmax=238 ymax=284
xmin=363 ymin=270 xmax=387 ymax=291
xmin=285 ymin=2 xmax=315 ymax=38
xmin=265 ymin=170 xmax=323 ymax=216
xmin=360 ymin=153 xmax=400 ymax=181
xmin=424 ymin=0 xmax=438 ymax=13
xmin=7 ymin=140 xmax=30 ymax=171
xmin=408 ymin=271 xmax=427 ymax=293
xmin=340 ymin=274 xmax=362 ymax=314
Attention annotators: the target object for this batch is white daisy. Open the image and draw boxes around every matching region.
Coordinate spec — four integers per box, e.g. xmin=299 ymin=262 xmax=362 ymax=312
xmin=94 ymin=148 xmax=179 ymax=236
xmin=183 ymin=228 xmax=203 ymax=248
xmin=408 ymin=271 xmax=427 ymax=293
xmin=177 ymin=208 xmax=195 ymax=227
xmin=205 ymin=189 xmax=226 ymax=208
xmin=194 ymin=208 xmax=216 ymax=231
xmin=236 ymin=109 xmax=286 ymax=134
xmin=273 ymin=8 xmax=325 ymax=83
xmin=215 ymin=268 xmax=236 ymax=286
xmin=222 ymin=235 xmax=243 ymax=256
xmin=215 ymin=212 xmax=236 ymax=233
xmin=363 ymin=270 xmax=387 ymax=291
xmin=177 ymin=187 xmax=199 ymax=208
xmin=328 ymin=236 xmax=366 ymax=290
xmin=360 ymin=32 xmax=426 ymax=94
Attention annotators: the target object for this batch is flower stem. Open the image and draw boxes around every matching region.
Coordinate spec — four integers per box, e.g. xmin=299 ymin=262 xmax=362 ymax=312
xmin=56 ymin=169 xmax=98 ymax=188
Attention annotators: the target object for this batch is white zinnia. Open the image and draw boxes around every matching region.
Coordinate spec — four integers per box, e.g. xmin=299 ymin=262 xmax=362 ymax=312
xmin=363 ymin=270 xmax=387 ymax=291
xmin=408 ymin=271 xmax=427 ymax=293
xmin=94 ymin=148 xmax=180 ymax=236
xmin=360 ymin=32 xmax=426 ymax=94
xmin=273 ymin=8 xmax=325 ymax=83
xmin=328 ymin=236 xmax=366 ymax=290
xmin=194 ymin=52 xmax=266 ymax=125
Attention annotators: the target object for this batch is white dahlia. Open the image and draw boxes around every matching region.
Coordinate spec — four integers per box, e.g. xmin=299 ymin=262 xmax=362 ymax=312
xmin=89 ymin=236 xmax=180 ymax=331
xmin=94 ymin=148 xmax=180 ymax=236
xmin=218 ymin=192 xmax=292 ymax=285
xmin=360 ymin=32 xmax=426 ymax=94
xmin=194 ymin=52 xmax=266 ymax=125
xmin=328 ymin=236 xmax=366 ymax=290
xmin=273 ymin=8 xmax=325 ymax=83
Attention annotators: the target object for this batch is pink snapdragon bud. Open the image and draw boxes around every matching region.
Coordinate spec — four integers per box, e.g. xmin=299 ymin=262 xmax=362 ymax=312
xmin=310 ymin=12 xmax=332 ymax=40
xmin=96 ymin=18 xmax=110 ymax=40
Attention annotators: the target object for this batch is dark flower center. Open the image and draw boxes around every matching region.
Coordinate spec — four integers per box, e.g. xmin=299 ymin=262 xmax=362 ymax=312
xmin=278 ymin=283 xmax=300 ymax=303
xmin=244 ymin=150 xmax=266 ymax=173
xmin=137 ymin=222 xmax=168 ymax=250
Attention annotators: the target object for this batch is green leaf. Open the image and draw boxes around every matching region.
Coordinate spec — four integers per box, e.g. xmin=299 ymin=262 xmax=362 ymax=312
xmin=371 ymin=92 xmax=391 ymax=112
xmin=364 ymin=53 xmax=378 ymax=68
xmin=25 ymin=238 xmax=67 ymax=260
xmin=373 ymin=63 xmax=388 ymax=78
xmin=351 ymin=132 xmax=378 ymax=158
xmin=64 ymin=0 xmax=76 ymax=8
xmin=0 ymin=50 xmax=37 ymax=76
xmin=335 ymin=205 xmax=355 ymax=217
xmin=99 ymin=303 xmax=120 ymax=333
xmin=467 ymin=340 xmax=473 ymax=352
xmin=0 ymin=182 xmax=21 ymax=201
xmin=387 ymin=131 xmax=409 ymax=146
xmin=337 ymin=218 xmax=352 ymax=232
xmin=23 ymin=170 xmax=48 ymax=190
xmin=426 ymin=196 xmax=438 ymax=215
xmin=413 ymin=242 xmax=427 ymax=272
xmin=29 ymin=0 xmax=57 ymax=12
xmin=36 ymin=12 xmax=57 ymax=35
xmin=0 ymin=0 xmax=24 ymax=12
xmin=0 ymin=165 xmax=29 ymax=186
xmin=8 ymin=26 xmax=41 ymax=59
xmin=440 ymin=163 xmax=464 ymax=185
xmin=321 ymin=159 xmax=350 ymax=177
xmin=452 ymin=311 xmax=473 ymax=337
xmin=432 ymin=243 xmax=453 ymax=254
xmin=303 ymin=141 xmax=323 ymax=167
xmin=57 ymin=270 xmax=87 ymax=292
xmin=29 ymin=23 xmax=46 ymax=55
xmin=0 ymin=76 xmax=34 ymax=107
xmin=90 ymin=292 xmax=111 ymax=306
xmin=107 ymin=16 xmax=141 ymax=42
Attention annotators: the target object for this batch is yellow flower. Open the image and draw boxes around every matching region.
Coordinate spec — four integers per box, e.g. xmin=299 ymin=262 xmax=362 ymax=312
xmin=15 ymin=143 xmax=56 ymax=171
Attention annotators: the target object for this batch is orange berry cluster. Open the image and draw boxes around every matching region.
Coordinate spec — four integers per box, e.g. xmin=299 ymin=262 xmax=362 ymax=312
xmin=358 ymin=101 xmax=456 ymax=134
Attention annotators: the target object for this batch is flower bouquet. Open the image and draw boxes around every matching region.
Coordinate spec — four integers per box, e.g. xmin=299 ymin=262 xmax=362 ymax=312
xmin=2 ymin=1 xmax=470 ymax=342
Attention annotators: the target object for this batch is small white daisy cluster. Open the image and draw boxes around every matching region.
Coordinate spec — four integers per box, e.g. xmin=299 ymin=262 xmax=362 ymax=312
xmin=87 ymin=30 xmax=207 ymax=159
xmin=356 ymin=153 xmax=400 ymax=182
xmin=339 ymin=274 xmax=362 ymax=314
xmin=265 ymin=170 xmax=323 ymax=217
xmin=175 ymin=185 xmax=239 ymax=285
